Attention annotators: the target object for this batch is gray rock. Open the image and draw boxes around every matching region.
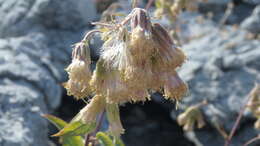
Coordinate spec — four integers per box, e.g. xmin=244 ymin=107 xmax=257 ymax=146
xmin=0 ymin=79 xmax=50 ymax=146
xmin=241 ymin=5 xmax=260 ymax=34
xmin=199 ymin=0 xmax=255 ymax=25
xmin=0 ymin=0 xmax=96 ymax=146
xmin=0 ymin=0 xmax=97 ymax=38
xmin=171 ymin=13 xmax=260 ymax=146
xmin=245 ymin=0 xmax=260 ymax=5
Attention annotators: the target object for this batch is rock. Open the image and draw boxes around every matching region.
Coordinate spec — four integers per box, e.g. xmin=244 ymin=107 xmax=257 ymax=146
xmin=245 ymin=0 xmax=260 ymax=5
xmin=171 ymin=13 xmax=260 ymax=146
xmin=0 ymin=79 xmax=50 ymax=146
xmin=0 ymin=0 xmax=97 ymax=38
xmin=0 ymin=0 xmax=96 ymax=146
xmin=198 ymin=0 xmax=255 ymax=24
xmin=241 ymin=5 xmax=260 ymax=34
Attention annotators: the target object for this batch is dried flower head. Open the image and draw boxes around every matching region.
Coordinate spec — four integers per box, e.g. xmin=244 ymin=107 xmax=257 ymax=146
xmin=177 ymin=105 xmax=205 ymax=131
xmin=64 ymin=42 xmax=92 ymax=99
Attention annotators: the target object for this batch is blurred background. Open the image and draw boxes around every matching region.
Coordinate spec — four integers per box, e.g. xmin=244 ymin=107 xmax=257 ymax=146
xmin=0 ymin=0 xmax=259 ymax=146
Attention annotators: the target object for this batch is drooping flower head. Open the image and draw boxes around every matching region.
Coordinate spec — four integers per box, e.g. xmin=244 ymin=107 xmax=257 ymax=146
xmin=151 ymin=23 xmax=186 ymax=70
xmin=64 ymin=42 xmax=92 ymax=99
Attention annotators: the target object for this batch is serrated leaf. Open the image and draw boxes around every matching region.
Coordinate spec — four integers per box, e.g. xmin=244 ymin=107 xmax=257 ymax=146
xmin=96 ymin=132 xmax=114 ymax=146
xmin=53 ymin=121 xmax=96 ymax=137
xmin=42 ymin=114 xmax=67 ymax=130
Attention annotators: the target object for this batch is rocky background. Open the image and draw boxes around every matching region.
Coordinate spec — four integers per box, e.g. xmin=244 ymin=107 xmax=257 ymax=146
xmin=0 ymin=0 xmax=259 ymax=146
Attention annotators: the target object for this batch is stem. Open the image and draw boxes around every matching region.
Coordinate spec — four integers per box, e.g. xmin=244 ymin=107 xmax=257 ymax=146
xmin=195 ymin=100 xmax=208 ymax=108
xmin=219 ymin=2 xmax=234 ymax=27
xmin=94 ymin=110 xmax=106 ymax=134
xmin=82 ymin=29 xmax=101 ymax=42
xmin=224 ymin=95 xmax=252 ymax=146
xmin=132 ymin=0 xmax=138 ymax=8
xmin=91 ymin=22 xmax=114 ymax=28
xmin=145 ymin=0 xmax=154 ymax=10
xmin=84 ymin=110 xmax=106 ymax=146
xmin=243 ymin=135 xmax=260 ymax=146
xmin=85 ymin=134 xmax=91 ymax=146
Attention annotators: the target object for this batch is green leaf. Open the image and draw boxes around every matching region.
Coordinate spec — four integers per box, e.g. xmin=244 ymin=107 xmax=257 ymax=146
xmin=155 ymin=0 xmax=162 ymax=8
xmin=96 ymin=132 xmax=114 ymax=146
xmin=42 ymin=114 xmax=67 ymax=130
xmin=113 ymin=13 xmax=126 ymax=17
xmin=115 ymin=137 xmax=125 ymax=146
xmin=62 ymin=136 xmax=84 ymax=146
xmin=42 ymin=114 xmax=85 ymax=146
xmin=53 ymin=121 xmax=96 ymax=137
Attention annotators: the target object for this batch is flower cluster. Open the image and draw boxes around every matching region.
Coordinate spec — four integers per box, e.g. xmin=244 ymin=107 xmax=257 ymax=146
xmin=64 ymin=8 xmax=187 ymax=137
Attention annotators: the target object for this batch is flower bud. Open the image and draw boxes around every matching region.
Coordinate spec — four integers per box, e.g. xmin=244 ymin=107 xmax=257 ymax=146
xmin=106 ymin=104 xmax=125 ymax=137
xmin=254 ymin=118 xmax=260 ymax=129
xmin=64 ymin=42 xmax=92 ymax=99
xmin=183 ymin=119 xmax=194 ymax=131
xmin=247 ymin=84 xmax=260 ymax=113
xmin=177 ymin=105 xmax=205 ymax=131
xmin=80 ymin=95 xmax=106 ymax=124
xmin=177 ymin=112 xmax=188 ymax=125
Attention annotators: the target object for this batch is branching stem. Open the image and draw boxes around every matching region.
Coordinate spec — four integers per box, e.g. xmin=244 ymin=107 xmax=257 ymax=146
xmin=243 ymin=135 xmax=260 ymax=146
xmin=82 ymin=30 xmax=101 ymax=42
xmin=224 ymin=95 xmax=252 ymax=146
xmin=146 ymin=0 xmax=154 ymax=10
